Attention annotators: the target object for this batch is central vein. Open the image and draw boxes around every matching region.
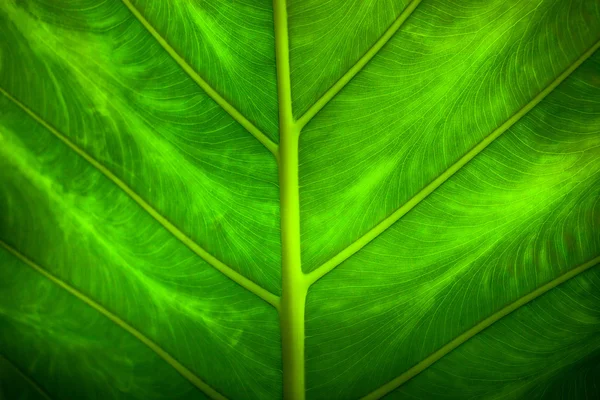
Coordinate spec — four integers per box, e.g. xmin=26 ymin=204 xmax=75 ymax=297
xmin=273 ymin=0 xmax=307 ymax=399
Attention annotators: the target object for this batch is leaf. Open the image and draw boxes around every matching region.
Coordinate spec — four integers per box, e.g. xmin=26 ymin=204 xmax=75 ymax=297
xmin=0 ymin=0 xmax=599 ymax=400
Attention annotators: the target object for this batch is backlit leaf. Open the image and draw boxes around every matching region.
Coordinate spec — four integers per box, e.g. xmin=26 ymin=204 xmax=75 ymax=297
xmin=1 ymin=0 xmax=599 ymax=399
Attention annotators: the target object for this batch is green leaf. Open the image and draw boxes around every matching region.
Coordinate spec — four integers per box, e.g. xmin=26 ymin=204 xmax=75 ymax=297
xmin=0 ymin=0 xmax=599 ymax=399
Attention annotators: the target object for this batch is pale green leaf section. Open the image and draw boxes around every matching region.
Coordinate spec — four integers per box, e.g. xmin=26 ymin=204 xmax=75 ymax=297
xmin=288 ymin=0 xmax=412 ymax=117
xmin=299 ymin=0 xmax=600 ymax=273
xmin=297 ymin=0 xmax=423 ymax=130
xmin=0 ymin=97 xmax=282 ymax=399
xmin=387 ymin=262 xmax=600 ymax=400
xmin=126 ymin=0 xmax=281 ymax=144
xmin=0 ymin=88 xmax=279 ymax=309
xmin=0 ymin=0 xmax=282 ymax=294
xmin=0 ymin=247 xmax=208 ymax=400
xmin=306 ymin=38 xmax=600 ymax=286
xmin=304 ymin=49 xmax=600 ymax=399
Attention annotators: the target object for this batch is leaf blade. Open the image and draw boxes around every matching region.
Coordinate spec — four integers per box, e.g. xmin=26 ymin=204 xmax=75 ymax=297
xmin=387 ymin=264 xmax=600 ymax=400
xmin=306 ymin=38 xmax=600 ymax=286
xmin=0 ymin=354 xmax=52 ymax=400
xmin=127 ymin=0 xmax=280 ymax=141
xmin=2 ymin=0 xmax=600 ymax=398
xmin=305 ymin=41 xmax=600 ymax=399
xmin=119 ymin=0 xmax=278 ymax=156
xmin=0 ymin=93 xmax=281 ymax=399
xmin=296 ymin=0 xmax=423 ymax=129
xmin=0 ymin=246 xmax=210 ymax=400
xmin=0 ymin=240 xmax=227 ymax=400
xmin=299 ymin=0 xmax=600 ymax=274
xmin=289 ymin=0 xmax=414 ymax=118
xmin=0 ymin=0 xmax=282 ymax=294
xmin=363 ymin=255 xmax=600 ymax=399
xmin=0 ymin=87 xmax=279 ymax=309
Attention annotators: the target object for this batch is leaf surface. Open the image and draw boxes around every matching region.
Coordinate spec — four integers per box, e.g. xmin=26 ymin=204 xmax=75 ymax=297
xmin=1 ymin=0 xmax=599 ymax=399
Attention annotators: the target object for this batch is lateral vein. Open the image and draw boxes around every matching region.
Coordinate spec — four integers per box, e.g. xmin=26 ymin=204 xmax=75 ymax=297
xmin=119 ymin=0 xmax=279 ymax=158
xmin=0 ymin=353 xmax=53 ymax=400
xmin=0 ymin=241 xmax=229 ymax=400
xmin=361 ymin=255 xmax=600 ymax=399
xmin=306 ymin=39 xmax=600 ymax=287
xmin=296 ymin=0 xmax=423 ymax=130
xmin=0 ymin=87 xmax=280 ymax=310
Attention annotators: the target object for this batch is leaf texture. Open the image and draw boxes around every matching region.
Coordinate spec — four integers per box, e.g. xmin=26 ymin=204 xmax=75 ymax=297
xmin=305 ymin=49 xmax=600 ymax=398
xmin=0 ymin=0 xmax=599 ymax=399
xmin=387 ymin=264 xmax=600 ymax=400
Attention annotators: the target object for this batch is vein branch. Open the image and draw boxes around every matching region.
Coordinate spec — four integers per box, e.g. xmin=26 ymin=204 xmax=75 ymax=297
xmin=119 ymin=0 xmax=279 ymax=158
xmin=0 ymin=87 xmax=280 ymax=310
xmin=306 ymin=39 xmax=600 ymax=287
xmin=0 ymin=241 xmax=229 ymax=400
xmin=0 ymin=353 xmax=53 ymax=400
xmin=296 ymin=0 xmax=423 ymax=130
xmin=361 ymin=255 xmax=600 ymax=399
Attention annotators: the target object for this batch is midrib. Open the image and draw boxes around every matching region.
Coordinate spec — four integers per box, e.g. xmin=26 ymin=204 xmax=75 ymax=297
xmin=273 ymin=1 xmax=424 ymax=397
xmin=273 ymin=0 xmax=308 ymax=398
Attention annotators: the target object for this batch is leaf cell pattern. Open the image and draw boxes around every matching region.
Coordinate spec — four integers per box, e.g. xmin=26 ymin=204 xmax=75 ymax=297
xmin=0 ymin=0 xmax=599 ymax=399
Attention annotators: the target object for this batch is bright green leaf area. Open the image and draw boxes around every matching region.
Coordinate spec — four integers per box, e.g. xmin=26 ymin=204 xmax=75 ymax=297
xmin=0 ymin=0 xmax=599 ymax=400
